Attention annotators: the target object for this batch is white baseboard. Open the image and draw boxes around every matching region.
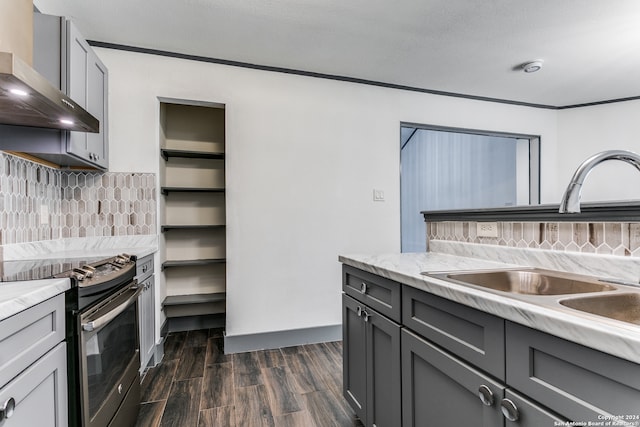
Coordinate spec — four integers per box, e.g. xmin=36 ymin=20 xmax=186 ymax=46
xmin=223 ymin=324 xmax=342 ymax=354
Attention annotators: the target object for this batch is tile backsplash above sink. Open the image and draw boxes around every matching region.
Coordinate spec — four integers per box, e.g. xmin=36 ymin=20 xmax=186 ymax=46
xmin=0 ymin=152 xmax=156 ymax=245
xmin=428 ymin=220 xmax=640 ymax=257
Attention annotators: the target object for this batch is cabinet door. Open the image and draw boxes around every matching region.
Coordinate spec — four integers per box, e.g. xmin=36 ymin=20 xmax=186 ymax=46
xmin=506 ymin=322 xmax=640 ymax=422
xmin=401 ymin=329 xmax=505 ymax=427
xmin=66 ymin=20 xmax=109 ymax=169
xmin=365 ymin=304 xmax=401 ymax=427
xmin=138 ymin=275 xmax=156 ymax=373
xmin=343 ymin=294 xmax=368 ymax=423
xmin=502 ymin=389 xmax=568 ymax=426
xmin=0 ymin=295 xmax=65 ymax=388
xmin=0 ymin=342 xmax=67 ymax=427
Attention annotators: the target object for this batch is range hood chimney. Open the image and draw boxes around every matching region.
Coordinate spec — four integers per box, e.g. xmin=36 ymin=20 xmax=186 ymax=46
xmin=0 ymin=0 xmax=99 ymax=133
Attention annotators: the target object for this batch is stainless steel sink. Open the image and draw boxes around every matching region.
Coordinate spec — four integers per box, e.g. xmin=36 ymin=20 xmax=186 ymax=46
xmin=560 ymin=293 xmax=640 ymax=325
xmin=426 ymin=268 xmax=616 ymax=295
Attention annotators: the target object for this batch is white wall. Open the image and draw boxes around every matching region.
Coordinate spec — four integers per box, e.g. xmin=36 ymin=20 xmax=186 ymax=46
xmin=556 ymin=100 xmax=640 ymax=203
xmin=98 ymin=47 xmax=559 ymax=346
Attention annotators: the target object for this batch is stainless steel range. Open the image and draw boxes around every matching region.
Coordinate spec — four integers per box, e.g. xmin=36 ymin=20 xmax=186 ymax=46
xmin=55 ymin=254 xmax=141 ymax=427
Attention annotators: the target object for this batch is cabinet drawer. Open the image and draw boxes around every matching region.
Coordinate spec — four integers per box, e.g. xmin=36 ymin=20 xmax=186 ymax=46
xmin=343 ymin=265 xmax=401 ymax=322
xmin=0 ymin=295 xmax=65 ymax=387
xmin=136 ymin=254 xmax=154 ymax=280
xmin=506 ymin=321 xmax=640 ymax=422
xmin=402 ymin=285 xmax=505 ymax=380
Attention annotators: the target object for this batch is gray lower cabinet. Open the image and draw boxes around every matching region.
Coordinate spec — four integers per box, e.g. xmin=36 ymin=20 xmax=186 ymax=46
xmin=506 ymin=321 xmax=640 ymax=422
xmin=401 ymin=328 xmax=504 ymax=427
xmin=137 ymin=254 xmax=156 ymax=373
xmin=343 ymin=265 xmax=402 ymax=323
xmin=0 ymin=342 xmax=67 ymax=426
xmin=401 ymin=327 xmax=568 ymax=427
xmin=502 ymin=389 xmax=568 ymax=427
xmin=343 ymin=294 xmax=401 ymax=427
xmin=343 ymin=294 xmax=367 ymax=419
xmin=343 ymin=267 xmax=640 ymax=426
xmin=0 ymin=294 xmax=67 ymax=426
xmin=402 ymin=285 xmax=505 ymax=380
xmin=400 ymin=284 xmax=574 ymax=425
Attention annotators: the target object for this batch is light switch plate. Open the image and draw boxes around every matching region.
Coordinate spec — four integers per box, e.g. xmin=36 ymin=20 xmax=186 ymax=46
xmin=373 ymin=189 xmax=385 ymax=202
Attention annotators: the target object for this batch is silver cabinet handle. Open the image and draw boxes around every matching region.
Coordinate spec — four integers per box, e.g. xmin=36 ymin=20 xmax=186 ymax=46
xmin=500 ymin=398 xmax=520 ymax=422
xmin=0 ymin=397 xmax=15 ymax=421
xmin=356 ymin=306 xmax=362 ymax=317
xmin=477 ymin=385 xmax=494 ymax=406
xmin=363 ymin=310 xmax=371 ymax=322
xmin=360 ymin=282 xmax=368 ymax=294
xmin=142 ymin=265 xmax=148 ymax=273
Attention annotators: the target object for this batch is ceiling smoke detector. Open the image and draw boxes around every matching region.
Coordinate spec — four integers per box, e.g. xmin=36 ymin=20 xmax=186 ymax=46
xmin=522 ymin=60 xmax=543 ymax=73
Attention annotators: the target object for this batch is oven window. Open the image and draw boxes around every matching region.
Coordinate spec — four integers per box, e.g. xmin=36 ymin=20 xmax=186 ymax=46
xmin=84 ymin=302 xmax=137 ymax=419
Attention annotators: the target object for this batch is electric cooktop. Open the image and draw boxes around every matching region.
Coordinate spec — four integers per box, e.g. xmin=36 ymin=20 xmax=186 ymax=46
xmin=0 ymin=256 xmax=110 ymax=282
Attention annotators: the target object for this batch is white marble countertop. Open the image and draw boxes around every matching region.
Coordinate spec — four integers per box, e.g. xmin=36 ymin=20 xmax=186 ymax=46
xmin=1 ymin=235 xmax=158 ymax=261
xmin=0 ymin=235 xmax=157 ymax=318
xmin=339 ymin=251 xmax=640 ymax=365
xmin=0 ymin=278 xmax=70 ymax=322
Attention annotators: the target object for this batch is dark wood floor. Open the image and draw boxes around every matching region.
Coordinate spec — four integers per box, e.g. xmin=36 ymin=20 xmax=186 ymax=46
xmin=135 ymin=328 xmax=363 ymax=427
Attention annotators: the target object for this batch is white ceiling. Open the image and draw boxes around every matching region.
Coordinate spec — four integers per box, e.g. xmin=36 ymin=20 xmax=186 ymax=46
xmin=33 ymin=0 xmax=640 ymax=107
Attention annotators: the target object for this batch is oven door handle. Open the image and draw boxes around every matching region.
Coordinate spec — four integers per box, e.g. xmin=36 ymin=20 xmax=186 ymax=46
xmin=82 ymin=284 xmax=143 ymax=332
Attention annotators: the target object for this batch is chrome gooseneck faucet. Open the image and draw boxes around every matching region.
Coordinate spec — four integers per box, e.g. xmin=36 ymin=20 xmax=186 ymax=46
xmin=559 ymin=150 xmax=640 ymax=213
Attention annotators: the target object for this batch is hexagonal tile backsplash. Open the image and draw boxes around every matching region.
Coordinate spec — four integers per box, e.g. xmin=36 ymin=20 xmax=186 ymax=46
xmin=428 ymin=221 xmax=640 ymax=257
xmin=0 ymin=152 xmax=156 ymax=245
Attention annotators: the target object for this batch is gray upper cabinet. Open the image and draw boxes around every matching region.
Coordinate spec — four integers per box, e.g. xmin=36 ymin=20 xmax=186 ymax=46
xmin=0 ymin=13 xmax=108 ymax=169
xmin=66 ymin=22 xmax=108 ymax=169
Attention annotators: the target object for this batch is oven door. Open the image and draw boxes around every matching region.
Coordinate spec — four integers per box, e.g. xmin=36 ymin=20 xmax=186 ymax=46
xmin=79 ymin=282 xmax=142 ymax=427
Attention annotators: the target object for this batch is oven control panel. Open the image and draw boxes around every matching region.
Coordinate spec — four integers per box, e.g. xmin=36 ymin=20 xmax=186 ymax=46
xmin=55 ymin=253 xmax=136 ymax=288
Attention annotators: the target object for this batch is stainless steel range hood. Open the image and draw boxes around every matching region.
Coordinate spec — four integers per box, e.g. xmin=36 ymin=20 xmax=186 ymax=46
xmin=0 ymin=51 xmax=99 ymax=133
xmin=0 ymin=0 xmax=99 ymax=133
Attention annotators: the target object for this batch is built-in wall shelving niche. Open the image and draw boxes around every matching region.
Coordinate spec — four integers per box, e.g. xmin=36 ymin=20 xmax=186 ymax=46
xmin=159 ymin=100 xmax=226 ymax=333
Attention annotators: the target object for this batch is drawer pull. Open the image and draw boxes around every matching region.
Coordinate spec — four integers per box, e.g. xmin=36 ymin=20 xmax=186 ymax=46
xmin=500 ymin=398 xmax=520 ymax=422
xmin=360 ymin=282 xmax=368 ymax=294
xmin=0 ymin=397 xmax=15 ymax=421
xmin=477 ymin=385 xmax=494 ymax=406
xmin=356 ymin=306 xmax=363 ymax=317
xmin=363 ymin=310 xmax=371 ymax=323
